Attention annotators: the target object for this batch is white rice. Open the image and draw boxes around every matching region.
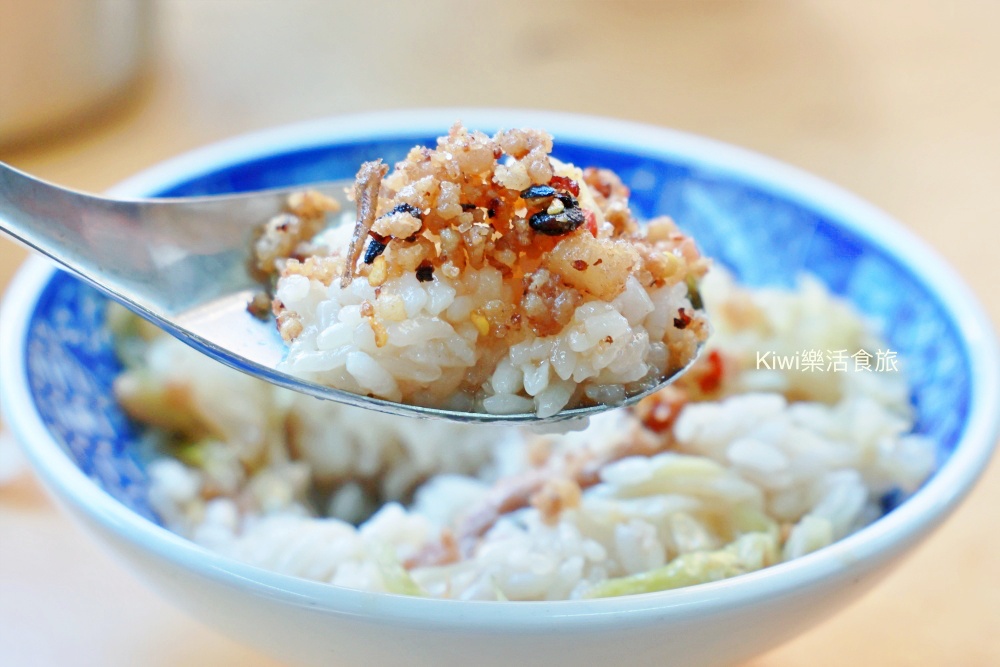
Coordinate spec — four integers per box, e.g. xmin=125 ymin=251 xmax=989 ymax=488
xmin=116 ymin=269 xmax=936 ymax=600
xmin=275 ymin=236 xmax=698 ymax=418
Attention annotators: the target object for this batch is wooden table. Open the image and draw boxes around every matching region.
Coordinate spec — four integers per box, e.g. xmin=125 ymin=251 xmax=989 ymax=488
xmin=2 ymin=2 xmax=998 ymax=664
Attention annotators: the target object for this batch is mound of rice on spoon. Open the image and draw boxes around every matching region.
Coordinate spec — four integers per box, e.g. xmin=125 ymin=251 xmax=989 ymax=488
xmin=257 ymin=124 xmax=709 ymax=417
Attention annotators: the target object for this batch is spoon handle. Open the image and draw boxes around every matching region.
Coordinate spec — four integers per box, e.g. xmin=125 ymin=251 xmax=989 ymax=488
xmin=0 ymin=162 xmax=346 ymax=316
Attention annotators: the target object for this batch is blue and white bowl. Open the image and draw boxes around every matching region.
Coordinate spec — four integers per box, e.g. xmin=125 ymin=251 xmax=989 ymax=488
xmin=2 ymin=110 xmax=997 ymax=667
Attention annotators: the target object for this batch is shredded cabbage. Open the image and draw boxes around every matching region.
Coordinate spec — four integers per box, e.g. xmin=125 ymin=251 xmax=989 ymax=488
xmin=585 ymin=531 xmax=777 ymax=598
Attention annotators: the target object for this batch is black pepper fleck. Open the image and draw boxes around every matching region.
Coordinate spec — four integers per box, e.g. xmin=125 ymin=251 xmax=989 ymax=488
xmin=363 ymin=236 xmax=388 ymax=264
xmin=529 ymin=207 xmax=586 ymax=236
xmin=415 ymin=262 xmax=434 ymax=282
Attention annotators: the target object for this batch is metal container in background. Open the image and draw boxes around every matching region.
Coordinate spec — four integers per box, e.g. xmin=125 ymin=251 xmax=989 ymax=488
xmin=0 ymin=0 xmax=153 ymax=146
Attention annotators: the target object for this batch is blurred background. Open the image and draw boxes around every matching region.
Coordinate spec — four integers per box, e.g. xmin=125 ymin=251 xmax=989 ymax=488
xmin=1 ymin=1 xmax=997 ymax=664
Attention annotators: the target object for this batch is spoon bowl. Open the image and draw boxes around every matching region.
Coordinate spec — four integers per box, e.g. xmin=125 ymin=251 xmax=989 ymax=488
xmin=0 ymin=162 xmax=695 ymax=423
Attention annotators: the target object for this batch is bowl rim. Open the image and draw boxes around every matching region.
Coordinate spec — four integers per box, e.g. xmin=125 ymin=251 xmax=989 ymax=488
xmin=2 ymin=108 xmax=998 ymax=629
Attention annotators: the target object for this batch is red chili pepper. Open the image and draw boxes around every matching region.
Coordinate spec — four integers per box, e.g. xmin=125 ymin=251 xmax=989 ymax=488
xmin=549 ymin=175 xmax=580 ymax=197
xmin=698 ymin=350 xmax=725 ymax=394
xmin=583 ymin=209 xmax=598 ymax=237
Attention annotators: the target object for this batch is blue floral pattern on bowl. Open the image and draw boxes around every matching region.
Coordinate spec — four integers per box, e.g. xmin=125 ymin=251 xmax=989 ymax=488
xmin=24 ymin=136 xmax=971 ymax=524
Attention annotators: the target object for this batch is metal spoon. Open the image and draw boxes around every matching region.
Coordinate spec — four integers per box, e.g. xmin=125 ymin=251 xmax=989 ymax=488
xmin=0 ymin=161 xmax=697 ymax=423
